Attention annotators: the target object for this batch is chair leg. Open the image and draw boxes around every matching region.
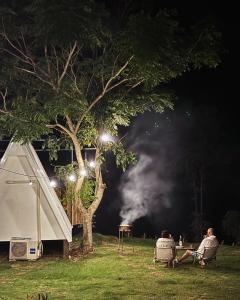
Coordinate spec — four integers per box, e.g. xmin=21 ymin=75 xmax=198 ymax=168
xmin=153 ymin=248 xmax=156 ymax=265
xmin=193 ymin=256 xmax=196 ymax=264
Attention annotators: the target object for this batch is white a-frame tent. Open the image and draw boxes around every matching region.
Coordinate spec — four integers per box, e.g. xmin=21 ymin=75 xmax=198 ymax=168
xmin=0 ymin=141 xmax=72 ymax=243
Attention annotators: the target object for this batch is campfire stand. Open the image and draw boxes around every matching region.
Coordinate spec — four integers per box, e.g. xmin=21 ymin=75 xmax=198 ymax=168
xmin=118 ymin=224 xmax=134 ymax=253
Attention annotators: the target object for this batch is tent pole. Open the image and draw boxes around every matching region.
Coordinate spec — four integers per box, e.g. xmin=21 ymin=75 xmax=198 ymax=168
xmin=36 ymin=182 xmax=41 ymax=250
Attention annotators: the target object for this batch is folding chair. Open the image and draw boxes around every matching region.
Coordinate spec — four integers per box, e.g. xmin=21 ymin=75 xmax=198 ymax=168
xmin=194 ymin=245 xmax=219 ymax=267
xmin=153 ymin=246 xmax=176 ymax=268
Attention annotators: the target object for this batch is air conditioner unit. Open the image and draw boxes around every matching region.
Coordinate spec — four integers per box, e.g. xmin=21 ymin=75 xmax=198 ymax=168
xmin=9 ymin=238 xmax=42 ymax=261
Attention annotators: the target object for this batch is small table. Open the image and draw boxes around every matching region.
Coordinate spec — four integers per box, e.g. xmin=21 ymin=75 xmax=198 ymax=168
xmin=176 ymin=246 xmax=195 ymax=251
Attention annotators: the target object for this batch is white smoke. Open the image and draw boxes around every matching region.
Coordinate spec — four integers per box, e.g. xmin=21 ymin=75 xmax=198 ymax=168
xmin=120 ymin=153 xmax=173 ymax=225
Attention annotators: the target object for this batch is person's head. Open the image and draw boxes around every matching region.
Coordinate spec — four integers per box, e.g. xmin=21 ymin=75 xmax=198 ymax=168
xmin=207 ymin=228 xmax=215 ymax=236
xmin=161 ymin=230 xmax=170 ymax=238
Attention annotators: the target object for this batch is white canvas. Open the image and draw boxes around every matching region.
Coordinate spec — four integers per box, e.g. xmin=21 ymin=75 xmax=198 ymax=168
xmin=0 ymin=142 xmax=72 ymax=242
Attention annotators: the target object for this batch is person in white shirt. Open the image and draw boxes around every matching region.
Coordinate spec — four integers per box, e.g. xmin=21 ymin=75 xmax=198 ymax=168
xmin=156 ymin=230 xmax=176 ymax=263
xmin=176 ymin=228 xmax=218 ymax=263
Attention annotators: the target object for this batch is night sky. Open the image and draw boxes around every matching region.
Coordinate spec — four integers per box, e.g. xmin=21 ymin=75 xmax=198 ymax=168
xmin=0 ymin=2 xmax=239 ymax=242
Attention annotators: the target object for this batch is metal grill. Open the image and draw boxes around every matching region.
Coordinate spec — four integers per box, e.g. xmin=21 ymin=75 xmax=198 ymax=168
xmin=118 ymin=224 xmax=134 ymax=253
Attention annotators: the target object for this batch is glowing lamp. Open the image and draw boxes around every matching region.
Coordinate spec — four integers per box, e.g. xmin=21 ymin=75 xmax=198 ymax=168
xmin=89 ymin=161 xmax=95 ymax=168
xmin=80 ymin=169 xmax=88 ymax=177
xmin=100 ymin=133 xmax=112 ymax=142
xmin=50 ymin=180 xmax=57 ymax=188
xmin=68 ymin=174 xmax=76 ymax=182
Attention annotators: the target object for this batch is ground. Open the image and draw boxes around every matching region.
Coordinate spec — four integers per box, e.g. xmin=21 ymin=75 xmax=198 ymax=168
xmin=0 ymin=234 xmax=240 ymax=299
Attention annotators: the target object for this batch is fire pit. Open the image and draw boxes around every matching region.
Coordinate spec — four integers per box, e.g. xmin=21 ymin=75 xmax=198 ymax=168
xmin=118 ymin=224 xmax=134 ymax=252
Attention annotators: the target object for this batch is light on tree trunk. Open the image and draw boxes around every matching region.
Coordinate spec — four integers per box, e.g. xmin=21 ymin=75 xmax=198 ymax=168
xmin=89 ymin=161 xmax=95 ymax=168
xmin=80 ymin=169 xmax=88 ymax=177
xmin=100 ymin=133 xmax=113 ymax=142
xmin=68 ymin=174 xmax=76 ymax=182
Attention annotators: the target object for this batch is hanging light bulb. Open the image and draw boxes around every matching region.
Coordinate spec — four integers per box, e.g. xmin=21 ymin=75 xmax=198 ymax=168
xmin=100 ymin=133 xmax=112 ymax=142
xmin=68 ymin=174 xmax=76 ymax=182
xmin=89 ymin=161 xmax=95 ymax=168
xmin=50 ymin=179 xmax=57 ymax=188
xmin=29 ymin=180 xmax=33 ymax=186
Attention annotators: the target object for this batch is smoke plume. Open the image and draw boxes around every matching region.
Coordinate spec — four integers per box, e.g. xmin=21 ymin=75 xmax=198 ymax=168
xmin=119 ymin=113 xmax=176 ymax=225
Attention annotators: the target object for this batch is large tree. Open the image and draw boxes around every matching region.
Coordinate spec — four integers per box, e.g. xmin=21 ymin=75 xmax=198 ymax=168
xmin=0 ymin=0 xmax=221 ymax=252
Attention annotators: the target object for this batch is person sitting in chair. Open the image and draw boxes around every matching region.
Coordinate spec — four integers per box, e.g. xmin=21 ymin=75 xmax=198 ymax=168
xmin=175 ymin=228 xmax=218 ymax=264
xmin=156 ymin=230 xmax=176 ymax=249
xmin=156 ymin=230 xmax=176 ymax=266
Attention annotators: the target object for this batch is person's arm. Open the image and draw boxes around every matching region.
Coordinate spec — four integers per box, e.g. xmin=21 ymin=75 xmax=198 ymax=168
xmin=197 ymin=238 xmax=206 ymax=255
xmin=156 ymin=238 xmax=161 ymax=248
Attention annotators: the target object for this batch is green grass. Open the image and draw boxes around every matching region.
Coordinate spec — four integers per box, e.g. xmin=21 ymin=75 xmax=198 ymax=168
xmin=0 ymin=234 xmax=240 ymax=300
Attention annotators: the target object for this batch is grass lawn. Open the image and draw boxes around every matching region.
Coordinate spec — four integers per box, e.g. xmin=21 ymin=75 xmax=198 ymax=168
xmin=0 ymin=234 xmax=240 ymax=300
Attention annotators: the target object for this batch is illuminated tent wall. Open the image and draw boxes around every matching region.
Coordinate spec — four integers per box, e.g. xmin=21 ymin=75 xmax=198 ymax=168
xmin=0 ymin=142 xmax=72 ymax=243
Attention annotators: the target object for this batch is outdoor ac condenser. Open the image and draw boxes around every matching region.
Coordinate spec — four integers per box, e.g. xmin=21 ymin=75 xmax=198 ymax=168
xmin=9 ymin=238 xmax=42 ymax=261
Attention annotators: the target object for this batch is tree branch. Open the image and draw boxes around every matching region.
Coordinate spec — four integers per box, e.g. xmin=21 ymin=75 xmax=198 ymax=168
xmin=85 ymin=71 xmax=95 ymax=98
xmin=1 ymin=32 xmax=33 ymax=65
xmin=44 ymin=45 xmax=51 ymax=75
xmin=16 ymin=67 xmax=55 ymax=88
xmin=1 ymin=30 xmax=79 ymax=91
xmin=127 ymin=79 xmax=144 ymax=92
xmin=103 ymin=55 xmax=133 ymax=92
xmin=57 ymin=41 xmax=78 ymax=87
xmin=188 ymin=32 xmax=204 ymax=55
xmin=89 ymin=170 xmax=106 ymax=214
xmin=66 ymin=115 xmax=75 ymax=133
xmin=105 ymin=78 xmax=129 ymax=93
xmin=52 ymin=45 xmax=60 ymax=80
xmin=0 ymin=88 xmax=8 ymax=111
xmin=70 ymin=65 xmax=82 ymax=95
xmin=2 ymin=48 xmax=32 ymax=66
xmin=46 ymin=123 xmax=73 ymax=137
xmin=74 ymin=56 xmax=134 ymax=134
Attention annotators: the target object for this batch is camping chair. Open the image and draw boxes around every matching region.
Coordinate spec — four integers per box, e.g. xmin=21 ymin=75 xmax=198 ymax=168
xmin=154 ymin=246 xmax=176 ymax=268
xmin=194 ymin=245 xmax=219 ymax=267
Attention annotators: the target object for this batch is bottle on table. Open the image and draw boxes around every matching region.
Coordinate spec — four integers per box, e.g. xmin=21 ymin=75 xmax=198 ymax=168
xmin=179 ymin=235 xmax=183 ymax=247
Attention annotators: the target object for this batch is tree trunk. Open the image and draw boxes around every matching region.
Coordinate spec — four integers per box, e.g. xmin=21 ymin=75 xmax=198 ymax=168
xmin=81 ymin=211 xmax=93 ymax=253
xmin=67 ymin=200 xmax=72 ymax=223
xmin=63 ymin=240 xmax=71 ymax=258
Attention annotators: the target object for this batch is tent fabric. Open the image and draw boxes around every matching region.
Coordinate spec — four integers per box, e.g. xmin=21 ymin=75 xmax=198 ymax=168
xmin=0 ymin=142 xmax=72 ymax=242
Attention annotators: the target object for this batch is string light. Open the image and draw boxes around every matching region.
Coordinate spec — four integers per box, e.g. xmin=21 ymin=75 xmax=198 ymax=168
xmin=100 ymin=133 xmax=113 ymax=142
xmin=50 ymin=179 xmax=57 ymax=187
xmin=68 ymin=174 xmax=76 ymax=182
xmin=89 ymin=161 xmax=95 ymax=168
xmin=0 ymin=167 xmax=58 ymax=185
xmin=80 ymin=169 xmax=87 ymax=177
xmin=1 ymin=133 xmax=116 ymax=184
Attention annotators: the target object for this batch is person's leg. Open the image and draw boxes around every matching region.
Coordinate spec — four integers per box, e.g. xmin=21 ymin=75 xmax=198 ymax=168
xmin=178 ymin=250 xmax=193 ymax=262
